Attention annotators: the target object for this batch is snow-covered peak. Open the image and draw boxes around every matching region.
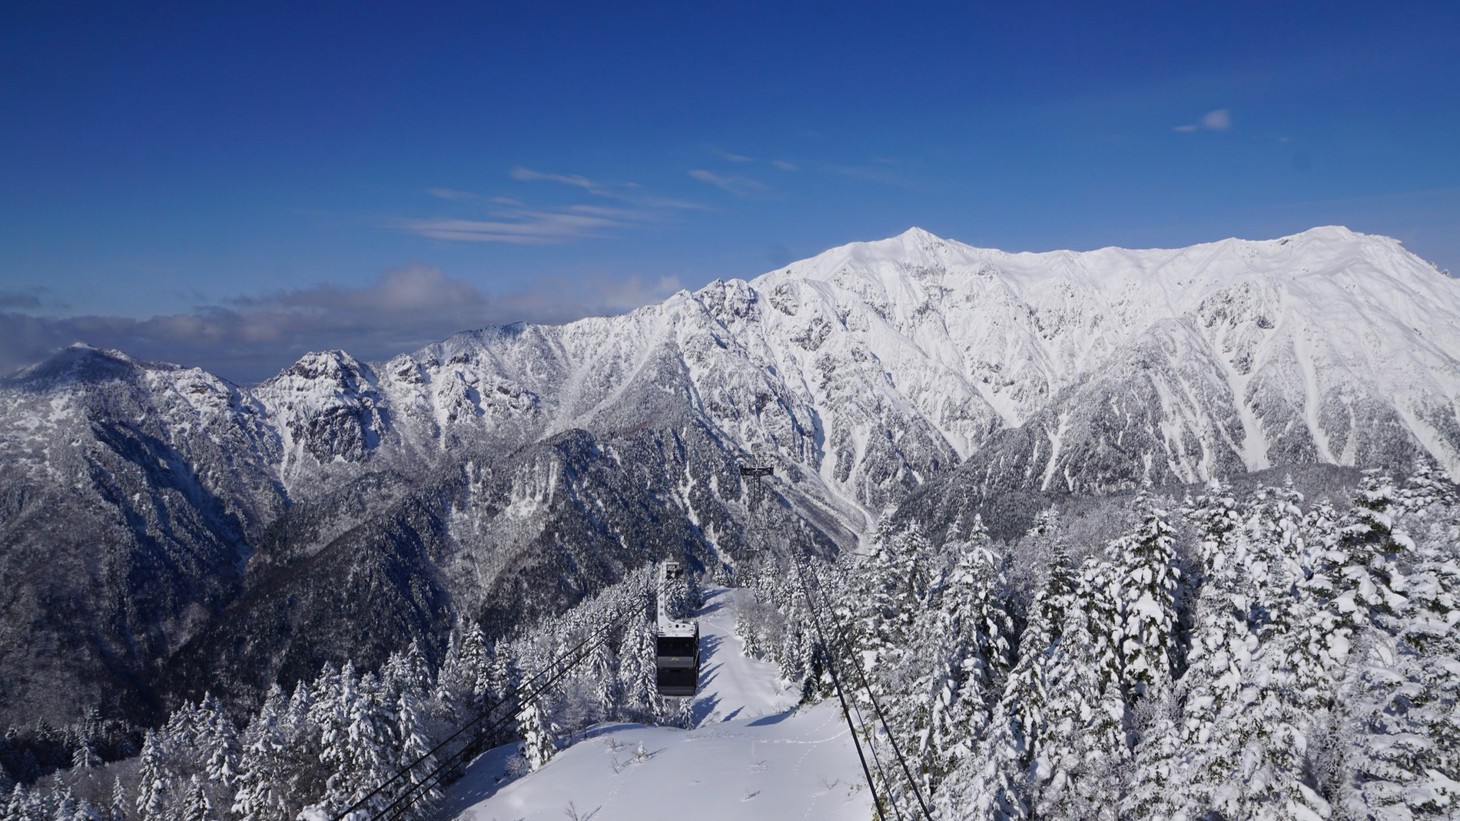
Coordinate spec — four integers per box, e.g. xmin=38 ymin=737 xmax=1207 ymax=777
xmin=266 ymin=349 xmax=375 ymax=387
xmin=4 ymin=342 xmax=151 ymax=388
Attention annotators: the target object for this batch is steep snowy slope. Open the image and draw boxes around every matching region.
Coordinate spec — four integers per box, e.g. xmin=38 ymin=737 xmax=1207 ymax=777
xmin=745 ymin=226 xmax=1460 ymax=493
xmin=0 ymin=345 xmax=284 ymax=727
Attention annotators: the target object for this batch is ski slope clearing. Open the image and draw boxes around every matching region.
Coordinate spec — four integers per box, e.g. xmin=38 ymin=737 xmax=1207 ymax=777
xmin=436 ymin=588 xmax=873 ymax=820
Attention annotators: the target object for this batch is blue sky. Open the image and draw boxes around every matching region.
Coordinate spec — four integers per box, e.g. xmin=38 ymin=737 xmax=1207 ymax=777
xmin=2 ymin=1 xmax=1457 ymax=382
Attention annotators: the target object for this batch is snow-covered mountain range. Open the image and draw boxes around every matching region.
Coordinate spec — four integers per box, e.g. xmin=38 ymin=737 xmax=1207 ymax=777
xmin=255 ymin=224 xmax=1460 ymax=500
xmin=2 ymin=225 xmax=1457 ymax=729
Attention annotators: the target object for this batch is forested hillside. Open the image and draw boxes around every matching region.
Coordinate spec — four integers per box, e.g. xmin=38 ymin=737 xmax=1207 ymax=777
xmin=737 ymin=464 xmax=1460 ymax=819
xmin=6 ymin=463 xmax=1457 ymax=818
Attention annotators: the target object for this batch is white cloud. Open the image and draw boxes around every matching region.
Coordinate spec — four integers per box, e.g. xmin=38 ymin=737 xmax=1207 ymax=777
xmin=426 ymin=187 xmax=479 ymax=201
xmin=0 ymin=287 xmax=47 ymax=309
xmin=687 ymin=169 xmax=769 ymax=197
xmin=398 ymin=210 xmax=623 ymax=244
xmin=509 ymin=167 xmax=608 ymax=196
xmin=1175 ymin=108 xmax=1232 ymax=133
xmin=830 ymin=163 xmax=911 ymax=188
xmin=397 ymin=166 xmax=710 ymax=245
xmin=770 ymin=160 xmax=799 ymax=172
xmin=0 ymin=266 xmax=688 ymax=384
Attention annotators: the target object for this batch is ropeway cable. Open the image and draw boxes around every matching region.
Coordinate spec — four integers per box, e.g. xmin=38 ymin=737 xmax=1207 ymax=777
xmin=782 ymin=547 xmax=896 ymax=821
xmin=798 ymin=545 xmax=936 ymax=820
xmin=790 ymin=555 xmax=911 ymax=821
xmin=369 ymin=588 xmax=645 ymax=820
xmin=334 ymin=580 xmax=651 ymax=820
xmin=739 ymin=467 xmax=910 ymax=821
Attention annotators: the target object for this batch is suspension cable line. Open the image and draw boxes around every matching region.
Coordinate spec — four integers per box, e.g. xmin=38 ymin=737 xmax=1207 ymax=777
xmin=800 ymin=544 xmax=936 ymax=820
xmin=785 ymin=548 xmax=900 ymax=821
xmin=739 ymin=461 xmax=934 ymax=820
xmin=334 ymin=580 xmax=651 ymax=820
xmin=739 ymin=460 xmax=899 ymax=821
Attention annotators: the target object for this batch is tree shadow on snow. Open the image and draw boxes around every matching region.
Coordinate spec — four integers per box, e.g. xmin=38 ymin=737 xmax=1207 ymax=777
xmin=699 ymin=633 xmax=725 ymax=661
xmin=696 ymin=594 xmax=728 ymax=616
xmin=689 ymin=693 xmax=721 ymax=725
xmin=747 ymin=708 xmax=796 ymax=727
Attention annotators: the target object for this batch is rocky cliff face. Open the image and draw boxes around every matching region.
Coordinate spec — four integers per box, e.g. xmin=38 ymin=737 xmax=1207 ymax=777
xmin=3 ymin=226 xmax=1457 ymax=728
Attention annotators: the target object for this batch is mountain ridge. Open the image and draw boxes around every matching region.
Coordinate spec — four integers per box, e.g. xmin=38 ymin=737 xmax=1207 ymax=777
xmin=2 ymin=224 xmax=1457 ymax=731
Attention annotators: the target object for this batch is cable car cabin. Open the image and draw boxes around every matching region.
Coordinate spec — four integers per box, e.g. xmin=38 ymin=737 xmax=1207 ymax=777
xmin=658 ymin=560 xmax=684 ymax=588
xmin=654 ymin=619 xmax=700 ymax=697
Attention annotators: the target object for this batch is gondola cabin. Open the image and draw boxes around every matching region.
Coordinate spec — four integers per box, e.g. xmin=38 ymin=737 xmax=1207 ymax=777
xmin=654 ymin=618 xmax=700 ymax=697
xmin=658 ymin=560 xmax=684 ymax=590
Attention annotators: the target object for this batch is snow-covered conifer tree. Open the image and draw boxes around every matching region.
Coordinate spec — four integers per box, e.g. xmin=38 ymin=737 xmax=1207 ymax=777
xmin=1172 ymin=480 xmax=1255 ymax=812
xmin=926 ymin=516 xmax=1016 ymax=807
xmin=180 ymin=776 xmax=210 ymax=821
xmin=393 ymin=687 xmax=441 ymax=810
xmin=1034 ymin=553 xmax=1129 ymax=820
xmin=107 ymin=777 xmax=127 ymax=821
xmin=517 ymin=698 xmax=559 ymax=772
xmin=232 ymin=684 xmax=296 ymax=821
xmin=618 ymin=620 xmax=659 ymax=721
xmin=1008 ymin=532 xmax=1075 ymax=778
xmin=313 ymin=664 xmax=396 ymax=815
xmin=133 ymin=732 xmax=170 ymax=821
xmin=1326 ymin=472 xmax=1460 ymax=818
xmin=1206 ymin=483 xmax=1333 ymax=820
xmin=1114 ymin=487 xmax=1181 ymax=703
xmin=198 ymin=692 xmax=241 ymax=795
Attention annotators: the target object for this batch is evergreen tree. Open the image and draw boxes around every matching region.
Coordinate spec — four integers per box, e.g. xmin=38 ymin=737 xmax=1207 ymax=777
xmin=1114 ymin=487 xmax=1181 ymax=703
xmin=133 ymin=732 xmax=169 ymax=821
xmin=590 ymin=641 xmax=623 ymax=721
xmin=108 ymin=777 xmax=127 ymax=821
xmin=1210 ymin=483 xmax=1333 ymax=820
xmin=617 ymin=620 xmax=659 ymax=720
xmin=1006 ymin=535 xmax=1076 ymax=780
xmin=1174 ymin=480 xmax=1256 ymax=813
xmin=316 ymin=665 xmax=395 ymax=815
xmin=458 ymin=623 xmax=493 ymax=715
xmin=855 ymin=522 xmax=933 ymax=669
xmin=232 ymin=684 xmax=296 ymax=821
xmin=1033 ymin=555 xmax=1129 ymax=819
xmin=393 ymin=687 xmax=441 ymax=809
xmin=517 ymin=698 xmax=558 ymax=772
xmin=69 ymin=738 xmax=98 ymax=771
xmin=1331 ymin=473 xmax=1460 ymax=818
xmin=6 ymin=783 xmax=30 ymax=821
xmin=180 ymin=776 xmax=210 ymax=821
xmin=199 ymin=692 xmax=241 ymax=793
xmin=925 ymin=516 xmax=1017 ymax=809
xmin=1121 ymin=681 xmax=1184 ymax=819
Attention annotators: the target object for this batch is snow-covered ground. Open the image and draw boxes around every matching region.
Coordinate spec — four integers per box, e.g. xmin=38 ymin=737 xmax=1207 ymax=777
xmin=435 ymin=587 xmax=873 ymax=820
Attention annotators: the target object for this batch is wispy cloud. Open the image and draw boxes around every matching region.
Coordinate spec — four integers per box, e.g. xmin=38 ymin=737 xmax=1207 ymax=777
xmin=509 ymin=166 xmax=610 ymax=196
xmin=0 ymin=266 xmax=687 ymax=384
xmin=831 ymin=162 xmax=912 ymax=188
xmin=426 ymin=187 xmax=479 ymax=202
xmin=397 ymin=210 xmax=625 ymax=244
xmin=1174 ymin=108 xmax=1232 ymax=133
xmin=0 ymin=287 xmax=48 ymax=310
xmin=398 ymin=168 xmax=707 ymax=245
xmin=688 ymin=169 xmax=769 ymax=197
xmin=770 ymin=160 xmax=799 ymax=172
xmin=714 ymin=150 xmax=756 ymax=163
